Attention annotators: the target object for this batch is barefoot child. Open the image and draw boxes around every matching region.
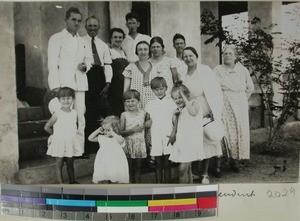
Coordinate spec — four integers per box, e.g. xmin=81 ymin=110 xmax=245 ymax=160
xmin=145 ymin=77 xmax=176 ymax=183
xmin=44 ymin=87 xmax=82 ymax=184
xmin=168 ymin=82 xmax=205 ymax=183
xmin=88 ymin=116 xmax=129 ymax=184
xmin=120 ymin=89 xmax=151 ymax=183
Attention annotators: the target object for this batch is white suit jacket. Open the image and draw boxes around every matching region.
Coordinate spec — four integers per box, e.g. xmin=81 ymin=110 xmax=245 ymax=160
xmin=48 ymin=29 xmax=92 ymax=91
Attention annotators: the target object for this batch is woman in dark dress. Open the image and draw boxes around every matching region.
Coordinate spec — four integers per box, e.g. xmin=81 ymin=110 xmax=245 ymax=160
xmin=108 ymin=28 xmax=129 ymax=117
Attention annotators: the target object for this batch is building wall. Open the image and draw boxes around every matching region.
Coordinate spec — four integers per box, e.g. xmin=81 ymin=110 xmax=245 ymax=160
xmin=200 ymin=1 xmax=220 ymax=69
xmin=0 ymin=2 xmax=19 ymax=183
xmin=151 ymin=1 xmax=201 ymax=59
xmin=109 ymin=1 xmax=132 ymax=36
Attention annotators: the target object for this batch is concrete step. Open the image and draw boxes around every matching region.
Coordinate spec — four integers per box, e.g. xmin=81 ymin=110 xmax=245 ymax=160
xmin=18 ymin=106 xmax=45 ymax=122
xmin=16 ymin=155 xmax=180 ymax=184
xmin=19 ymin=136 xmax=48 ymax=160
xmin=16 ymin=155 xmax=95 ymax=184
xmin=18 ymin=119 xmax=48 ymax=139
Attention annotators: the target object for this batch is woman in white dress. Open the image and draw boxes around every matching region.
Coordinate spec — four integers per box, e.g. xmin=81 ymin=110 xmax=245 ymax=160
xmin=181 ymin=47 xmax=224 ymax=184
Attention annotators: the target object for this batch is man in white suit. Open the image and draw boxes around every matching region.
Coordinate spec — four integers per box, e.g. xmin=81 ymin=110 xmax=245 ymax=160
xmin=47 ymin=7 xmax=92 ymax=153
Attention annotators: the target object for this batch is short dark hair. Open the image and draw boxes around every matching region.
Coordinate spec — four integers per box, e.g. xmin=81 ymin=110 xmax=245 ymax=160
xmin=183 ymin=46 xmax=199 ymax=58
xmin=150 ymin=36 xmax=165 ymax=49
xmin=65 ymin=7 xmax=82 ymax=20
xmin=171 ymin=81 xmax=190 ymax=99
xmin=135 ymin=41 xmax=151 ymax=57
xmin=109 ymin=28 xmax=126 ymax=39
xmin=125 ymin=12 xmax=140 ymax=22
xmin=123 ymin=89 xmax=141 ymax=101
xmin=150 ymin=77 xmax=167 ymax=90
xmin=85 ymin=15 xmax=99 ymax=26
xmin=57 ymin=87 xmax=75 ymax=99
xmin=173 ymin=33 xmax=185 ymax=45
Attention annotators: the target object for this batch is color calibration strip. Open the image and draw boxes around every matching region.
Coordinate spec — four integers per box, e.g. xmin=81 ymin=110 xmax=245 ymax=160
xmin=1 ymin=184 xmax=218 ymax=220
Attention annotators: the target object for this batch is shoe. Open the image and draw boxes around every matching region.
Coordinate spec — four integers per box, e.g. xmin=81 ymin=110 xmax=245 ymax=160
xmin=201 ymin=175 xmax=210 ymax=184
xmin=69 ymin=181 xmax=80 ymax=184
xmin=213 ymin=170 xmax=221 ymax=178
xmin=230 ymin=161 xmax=240 ymax=173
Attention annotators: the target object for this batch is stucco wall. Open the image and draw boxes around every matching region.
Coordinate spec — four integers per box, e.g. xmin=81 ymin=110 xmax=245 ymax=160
xmin=200 ymin=1 xmax=220 ymax=69
xmin=109 ymin=1 xmax=132 ymax=36
xmin=151 ymin=1 xmax=201 ymax=59
xmin=0 ymin=2 xmax=19 ymax=183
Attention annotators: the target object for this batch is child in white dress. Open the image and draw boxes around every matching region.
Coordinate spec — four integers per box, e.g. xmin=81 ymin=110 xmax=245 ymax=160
xmin=44 ymin=87 xmax=83 ymax=184
xmin=120 ymin=89 xmax=151 ymax=183
xmin=88 ymin=116 xmax=129 ymax=184
xmin=168 ymin=82 xmax=205 ymax=183
xmin=145 ymin=77 xmax=176 ymax=183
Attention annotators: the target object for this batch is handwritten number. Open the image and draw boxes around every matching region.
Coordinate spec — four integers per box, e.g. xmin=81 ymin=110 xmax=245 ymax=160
xmin=275 ymin=191 xmax=281 ymax=197
xmin=267 ymin=188 xmax=296 ymax=198
xmin=266 ymin=190 xmax=274 ymax=198
xmin=290 ymin=187 xmax=296 ymax=196
xmin=282 ymin=188 xmax=288 ymax=197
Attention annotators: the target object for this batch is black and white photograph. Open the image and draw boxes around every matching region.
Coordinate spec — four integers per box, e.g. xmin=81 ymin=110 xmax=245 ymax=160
xmin=0 ymin=1 xmax=299 ymax=186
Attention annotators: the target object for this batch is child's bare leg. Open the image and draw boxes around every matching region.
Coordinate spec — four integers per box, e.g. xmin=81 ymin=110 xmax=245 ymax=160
xmin=202 ymin=159 xmax=210 ymax=176
xmin=178 ymin=163 xmax=191 ymax=183
xmin=134 ymin=159 xmax=142 ymax=183
xmin=162 ymin=155 xmax=171 ymax=183
xmin=55 ymin=157 xmax=64 ymax=184
xmin=188 ymin=164 xmax=193 ymax=183
xmin=66 ymin=157 xmax=78 ymax=184
xmin=155 ymin=156 xmax=163 ymax=183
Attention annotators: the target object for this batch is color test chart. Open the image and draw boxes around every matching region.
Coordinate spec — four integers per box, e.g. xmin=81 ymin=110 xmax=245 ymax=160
xmin=1 ymin=184 xmax=218 ymax=220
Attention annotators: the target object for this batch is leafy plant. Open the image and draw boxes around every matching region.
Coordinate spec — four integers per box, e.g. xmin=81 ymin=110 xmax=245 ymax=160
xmin=200 ymin=10 xmax=300 ymax=149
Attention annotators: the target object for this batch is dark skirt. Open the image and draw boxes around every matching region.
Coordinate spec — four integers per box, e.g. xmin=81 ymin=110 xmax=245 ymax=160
xmin=108 ymin=58 xmax=129 ymax=117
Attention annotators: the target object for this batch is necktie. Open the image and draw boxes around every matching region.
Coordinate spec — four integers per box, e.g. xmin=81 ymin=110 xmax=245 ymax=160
xmin=91 ymin=37 xmax=101 ymax=66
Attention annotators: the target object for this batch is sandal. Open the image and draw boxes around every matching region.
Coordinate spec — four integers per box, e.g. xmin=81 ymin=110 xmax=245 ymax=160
xmin=201 ymin=175 xmax=210 ymax=184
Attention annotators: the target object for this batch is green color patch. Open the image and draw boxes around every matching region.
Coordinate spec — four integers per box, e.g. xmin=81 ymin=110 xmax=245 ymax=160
xmin=96 ymin=200 xmax=148 ymax=207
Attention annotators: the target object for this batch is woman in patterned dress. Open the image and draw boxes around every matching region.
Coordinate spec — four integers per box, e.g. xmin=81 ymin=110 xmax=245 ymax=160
xmin=214 ymin=45 xmax=254 ymax=172
xmin=149 ymin=36 xmax=180 ymax=96
xmin=123 ymin=41 xmax=155 ymax=109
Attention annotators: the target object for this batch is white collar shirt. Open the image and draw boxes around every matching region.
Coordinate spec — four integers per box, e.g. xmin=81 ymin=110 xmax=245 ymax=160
xmin=122 ymin=33 xmax=151 ymax=63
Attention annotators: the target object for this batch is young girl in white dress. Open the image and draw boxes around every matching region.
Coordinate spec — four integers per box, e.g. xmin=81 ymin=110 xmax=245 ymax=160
xmin=145 ymin=77 xmax=176 ymax=183
xmin=120 ymin=89 xmax=151 ymax=183
xmin=44 ymin=87 xmax=83 ymax=184
xmin=168 ymin=82 xmax=206 ymax=183
xmin=88 ymin=116 xmax=129 ymax=184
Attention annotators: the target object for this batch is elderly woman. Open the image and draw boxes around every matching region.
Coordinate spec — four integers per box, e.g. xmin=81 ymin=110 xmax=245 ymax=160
xmin=214 ymin=45 xmax=254 ymax=172
xmin=108 ymin=28 xmax=129 ymax=117
xmin=181 ymin=47 xmax=224 ymax=184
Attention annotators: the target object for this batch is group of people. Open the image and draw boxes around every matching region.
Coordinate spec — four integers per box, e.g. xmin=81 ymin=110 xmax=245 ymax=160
xmin=44 ymin=7 xmax=254 ymax=184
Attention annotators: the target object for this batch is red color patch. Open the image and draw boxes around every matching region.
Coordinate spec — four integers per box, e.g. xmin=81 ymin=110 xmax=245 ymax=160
xmin=197 ymin=197 xmax=217 ymax=209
